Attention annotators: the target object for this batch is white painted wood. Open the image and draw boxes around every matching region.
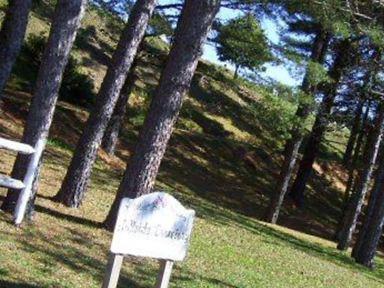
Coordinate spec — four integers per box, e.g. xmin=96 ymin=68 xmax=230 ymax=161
xmin=14 ymin=138 xmax=46 ymax=225
xmin=101 ymin=253 xmax=124 ymax=288
xmin=0 ymin=174 xmax=25 ymax=189
xmin=155 ymin=260 xmax=174 ymax=288
xmin=111 ymin=192 xmax=195 ymax=261
xmin=103 ymin=192 xmax=195 ymax=288
xmin=0 ymin=137 xmax=35 ymax=155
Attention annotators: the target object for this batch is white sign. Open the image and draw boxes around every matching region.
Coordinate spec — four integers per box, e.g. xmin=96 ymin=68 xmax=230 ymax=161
xmin=110 ymin=192 xmax=195 ymax=261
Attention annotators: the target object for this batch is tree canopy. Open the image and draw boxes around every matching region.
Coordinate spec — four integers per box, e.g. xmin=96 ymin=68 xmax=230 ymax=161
xmin=215 ymin=14 xmax=272 ymax=78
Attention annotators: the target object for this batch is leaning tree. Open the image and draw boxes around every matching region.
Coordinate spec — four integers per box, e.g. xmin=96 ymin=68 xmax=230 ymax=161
xmin=352 ymin=146 xmax=384 ymax=267
xmin=0 ymin=0 xmax=88 ymax=217
xmin=288 ymin=38 xmax=355 ymax=207
xmin=265 ymin=17 xmax=331 ymax=223
xmin=337 ymin=51 xmax=384 ymax=250
xmin=101 ymin=13 xmax=174 ymax=156
xmin=265 ymin=0 xmax=384 ymax=222
xmin=338 ymin=99 xmax=384 ymax=250
xmin=55 ymin=0 xmax=157 ymax=208
xmin=104 ymin=0 xmax=222 ymax=230
xmin=0 ymin=0 xmax=32 ymax=98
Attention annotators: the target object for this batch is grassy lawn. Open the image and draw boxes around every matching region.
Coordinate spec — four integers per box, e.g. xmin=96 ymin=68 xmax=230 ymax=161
xmin=1 ymin=147 xmax=383 ymax=287
xmin=0 ymin=75 xmax=383 ymax=288
xmin=1 ymin=1 xmax=384 ymax=287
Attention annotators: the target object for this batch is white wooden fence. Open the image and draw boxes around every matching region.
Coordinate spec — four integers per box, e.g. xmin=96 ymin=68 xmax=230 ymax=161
xmin=0 ymin=136 xmax=45 ymax=225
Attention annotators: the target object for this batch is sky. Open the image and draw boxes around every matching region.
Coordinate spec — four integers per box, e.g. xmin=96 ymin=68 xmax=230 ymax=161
xmin=158 ymin=1 xmax=299 ymax=87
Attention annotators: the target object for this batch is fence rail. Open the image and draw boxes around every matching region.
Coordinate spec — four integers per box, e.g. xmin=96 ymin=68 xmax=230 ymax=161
xmin=0 ymin=175 xmax=25 ymax=190
xmin=0 ymin=136 xmax=46 ymax=225
xmin=0 ymin=137 xmax=35 ymax=155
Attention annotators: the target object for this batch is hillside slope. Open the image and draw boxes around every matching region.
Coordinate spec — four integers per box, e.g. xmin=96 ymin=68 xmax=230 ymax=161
xmin=0 ymin=1 xmax=383 ymax=287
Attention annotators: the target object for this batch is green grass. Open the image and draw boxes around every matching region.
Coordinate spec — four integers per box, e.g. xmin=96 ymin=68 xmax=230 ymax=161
xmin=1 ymin=188 xmax=383 ymax=287
xmin=1 ymin=1 xmax=383 ymax=287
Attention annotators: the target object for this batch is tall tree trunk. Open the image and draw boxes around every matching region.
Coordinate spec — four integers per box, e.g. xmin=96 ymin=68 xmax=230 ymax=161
xmin=288 ymin=39 xmax=350 ymax=208
xmin=352 ymin=158 xmax=384 ymax=267
xmin=54 ymin=0 xmax=157 ymax=208
xmin=352 ymin=148 xmax=384 ymax=260
xmin=337 ymin=103 xmax=384 ymax=250
xmin=334 ymin=103 xmax=371 ymax=240
xmin=0 ymin=0 xmax=32 ymax=98
xmin=101 ymin=56 xmax=139 ymax=155
xmin=335 ymin=118 xmax=372 ymax=241
xmin=343 ymin=102 xmax=370 ymax=204
xmin=288 ymin=93 xmax=335 ymax=207
xmin=234 ymin=65 xmax=240 ymax=79
xmin=265 ymin=30 xmax=331 ymax=223
xmin=0 ymin=0 xmax=87 ymax=216
xmin=103 ymin=0 xmax=221 ymax=231
xmin=343 ymin=99 xmax=365 ymax=166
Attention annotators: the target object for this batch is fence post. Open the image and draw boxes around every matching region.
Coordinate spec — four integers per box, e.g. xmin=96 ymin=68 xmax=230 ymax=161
xmin=14 ymin=138 xmax=46 ymax=225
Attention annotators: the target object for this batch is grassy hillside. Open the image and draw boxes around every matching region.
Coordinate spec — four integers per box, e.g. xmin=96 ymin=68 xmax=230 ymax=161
xmin=0 ymin=1 xmax=383 ymax=287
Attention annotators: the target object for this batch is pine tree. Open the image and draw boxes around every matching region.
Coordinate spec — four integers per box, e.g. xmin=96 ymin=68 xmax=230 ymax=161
xmin=265 ymin=24 xmax=331 ymax=223
xmin=265 ymin=0 xmax=382 ymax=222
xmin=343 ymin=99 xmax=365 ymax=166
xmin=215 ymin=14 xmax=272 ymax=78
xmin=101 ymin=15 xmax=174 ymax=156
xmin=352 ymin=145 xmax=384 ymax=259
xmin=0 ymin=0 xmax=88 ymax=216
xmin=337 ymin=102 xmax=384 ymax=250
xmin=0 ymin=0 xmax=32 ymax=98
xmin=342 ymin=101 xmax=371 ymax=205
xmin=288 ymin=39 xmax=353 ymax=207
xmin=55 ymin=0 xmax=157 ymax=208
xmin=103 ymin=0 xmax=221 ymax=231
xmin=101 ymin=57 xmax=139 ymax=155
xmin=352 ymin=155 xmax=384 ymax=267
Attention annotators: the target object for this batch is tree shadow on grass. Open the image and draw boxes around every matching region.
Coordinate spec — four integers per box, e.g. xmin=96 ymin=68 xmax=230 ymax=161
xmin=158 ymin=131 xmax=276 ymax=217
xmin=0 ymin=281 xmax=39 ymax=288
xmin=156 ymin=127 xmax=343 ymax=241
xmin=0 ymin=225 xmax=150 ymax=288
xmin=190 ymin=199 xmax=384 ymax=285
xmin=189 ymin=75 xmax=264 ymax=139
xmin=30 ymin=0 xmax=55 ymax=24
xmin=1 ymin=218 xmax=241 ymax=288
xmin=181 ymin=103 xmax=231 ymax=137
xmin=76 ymin=26 xmax=112 ymax=67
xmin=34 ymin=204 xmax=101 ymax=229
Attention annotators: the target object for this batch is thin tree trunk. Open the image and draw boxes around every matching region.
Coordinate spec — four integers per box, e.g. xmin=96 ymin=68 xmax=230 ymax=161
xmin=101 ymin=56 xmax=139 ymax=155
xmin=0 ymin=0 xmax=32 ymax=98
xmin=352 ymin=160 xmax=384 ymax=267
xmin=334 ymin=103 xmax=371 ymax=240
xmin=0 ymin=0 xmax=87 ymax=216
xmin=103 ymin=0 xmax=221 ymax=231
xmin=343 ymin=102 xmax=370 ymax=204
xmin=343 ymin=99 xmax=365 ymax=166
xmin=54 ymin=0 xmax=157 ymax=208
xmin=337 ymin=103 xmax=384 ymax=250
xmin=234 ymin=65 xmax=239 ymax=79
xmin=352 ymin=148 xmax=384 ymax=260
xmin=265 ymin=30 xmax=331 ymax=223
xmin=288 ymin=93 xmax=335 ymax=207
xmin=288 ymin=39 xmax=350 ymax=208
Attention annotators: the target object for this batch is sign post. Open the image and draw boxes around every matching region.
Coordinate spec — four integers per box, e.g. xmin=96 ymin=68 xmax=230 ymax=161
xmin=102 ymin=192 xmax=195 ymax=288
xmin=102 ymin=254 xmax=124 ymax=288
xmin=155 ymin=260 xmax=174 ymax=288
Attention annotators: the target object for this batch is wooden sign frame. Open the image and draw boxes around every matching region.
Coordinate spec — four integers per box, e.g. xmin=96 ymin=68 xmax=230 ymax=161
xmin=102 ymin=255 xmax=174 ymax=288
xmin=102 ymin=192 xmax=195 ymax=288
